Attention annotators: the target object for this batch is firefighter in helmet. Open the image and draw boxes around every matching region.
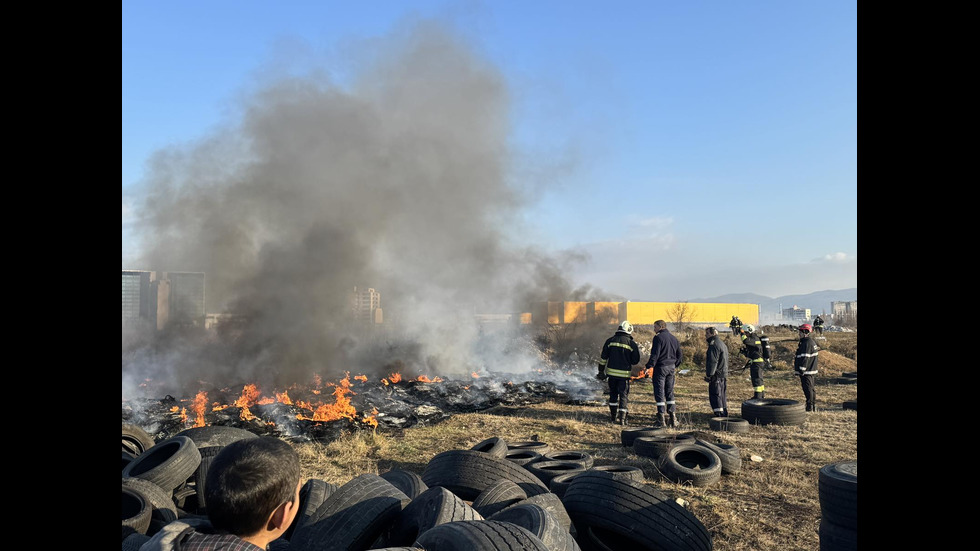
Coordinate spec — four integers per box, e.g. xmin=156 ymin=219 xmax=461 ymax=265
xmin=597 ymin=321 xmax=641 ymax=425
xmin=794 ymin=323 xmax=820 ymax=411
xmin=739 ymin=323 xmax=766 ymax=399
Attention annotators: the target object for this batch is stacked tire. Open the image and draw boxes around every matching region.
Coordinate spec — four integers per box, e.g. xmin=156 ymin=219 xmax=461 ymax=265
xmin=740 ymin=399 xmax=806 ymax=426
xmin=818 ymin=460 xmax=857 ymax=551
xmin=119 ymin=429 xmax=715 ymax=551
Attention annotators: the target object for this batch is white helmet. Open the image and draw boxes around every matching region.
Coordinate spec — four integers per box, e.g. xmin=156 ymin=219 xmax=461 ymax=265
xmin=743 ymin=324 xmax=755 ymax=333
xmin=618 ymin=320 xmax=634 ymax=334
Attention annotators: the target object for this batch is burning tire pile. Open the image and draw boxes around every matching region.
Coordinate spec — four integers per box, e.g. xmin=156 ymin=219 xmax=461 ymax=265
xmin=122 ymin=423 xmax=713 ymax=550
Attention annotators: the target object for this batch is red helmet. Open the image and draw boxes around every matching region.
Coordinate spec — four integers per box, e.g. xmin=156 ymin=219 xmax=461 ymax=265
xmin=799 ymin=323 xmax=813 ymax=333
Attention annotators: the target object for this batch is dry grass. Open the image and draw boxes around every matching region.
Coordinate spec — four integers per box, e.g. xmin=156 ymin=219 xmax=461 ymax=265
xmin=291 ymin=331 xmax=857 ymax=551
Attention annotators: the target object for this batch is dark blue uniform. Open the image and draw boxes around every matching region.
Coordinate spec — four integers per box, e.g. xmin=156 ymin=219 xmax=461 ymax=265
xmin=645 ymin=328 xmax=682 ymax=414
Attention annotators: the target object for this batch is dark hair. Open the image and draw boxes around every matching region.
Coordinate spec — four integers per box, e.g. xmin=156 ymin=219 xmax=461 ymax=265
xmin=204 ymin=437 xmax=301 ymax=536
xmin=653 ymin=320 xmax=667 ymax=332
xmin=705 ymin=327 xmax=717 ymax=336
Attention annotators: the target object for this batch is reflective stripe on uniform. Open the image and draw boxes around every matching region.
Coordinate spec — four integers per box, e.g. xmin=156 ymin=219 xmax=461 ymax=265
xmin=605 ymin=368 xmax=631 ymax=378
xmin=666 ymin=400 xmax=675 ymax=405
xmin=656 ymin=401 xmax=665 ymax=406
xmin=608 ymin=342 xmax=634 ymax=351
xmin=754 ymin=385 xmax=765 ymax=391
xmin=751 ymin=358 xmax=763 ymax=363
xmin=598 ymin=358 xmax=608 ymax=365
xmin=802 ymin=370 xmax=817 ymax=375
xmin=796 ymin=352 xmax=819 ymax=358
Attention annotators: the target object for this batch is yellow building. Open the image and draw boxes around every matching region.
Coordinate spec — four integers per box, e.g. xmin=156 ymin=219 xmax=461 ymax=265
xmin=526 ymin=301 xmax=758 ymax=326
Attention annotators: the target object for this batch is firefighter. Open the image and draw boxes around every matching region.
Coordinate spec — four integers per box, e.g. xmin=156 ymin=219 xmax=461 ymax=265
xmin=729 ymin=315 xmax=742 ymax=335
xmin=739 ymin=323 xmax=766 ymax=399
xmin=703 ymin=327 xmax=729 ymax=417
xmin=794 ymin=323 xmax=820 ymax=411
xmin=644 ymin=319 xmax=683 ymax=427
xmin=813 ymin=315 xmax=825 ymax=336
xmin=597 ymin=320 xmax=641 ymax=425
xmin=760 ymin=328 xmax=773 ymax=372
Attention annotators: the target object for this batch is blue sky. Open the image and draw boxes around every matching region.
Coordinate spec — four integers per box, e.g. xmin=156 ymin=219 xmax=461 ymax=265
xmin=122 ymin=1 xmax=856 ymax=301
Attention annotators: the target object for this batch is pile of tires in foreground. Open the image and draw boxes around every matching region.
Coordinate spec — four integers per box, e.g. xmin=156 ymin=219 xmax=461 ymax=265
xmin=122 ymin=424 xmax=713 ymax=551
xmin=817 ymin=460 xmax=857 ymax=551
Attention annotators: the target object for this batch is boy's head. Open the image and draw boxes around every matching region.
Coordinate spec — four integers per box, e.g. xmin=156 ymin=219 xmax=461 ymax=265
xmin=204 ymin=436 xmax=301 ymax=537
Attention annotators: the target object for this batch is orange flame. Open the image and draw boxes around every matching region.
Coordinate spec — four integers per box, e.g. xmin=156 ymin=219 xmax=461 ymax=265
xmin=276 ymin=391 xmax=293 ymax=405
xmin=170 ymin=406 xmax=179 ymax=413
xmin=362 ymin=407 xmax=379 ymax=428
xmin=235 ymin=384 xmax=260 ymax=421
xmin=192 ymin=391 xmax=208 ymax=428
xmin=416 ymin=375 xmax=444 ymax=383
xmin=389 ymin=372 xmax=403 ymax=383
xmin=471 ymin=372 xmax=480 ymax=378
xmin=296 ymin=373 xmax=358 ymax=422
xmin=631 ymin=368 xmax=654 ymax=380
xmin=354 ymin=374 xmax=368 ymax=382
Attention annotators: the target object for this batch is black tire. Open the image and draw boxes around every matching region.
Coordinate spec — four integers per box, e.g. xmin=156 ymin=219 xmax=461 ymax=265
xmin=740 ymin=399 xmax=806 ymax=426
xmin=496 ymin=491 xmax=573 ymax=533
xmin=122 ymin=436 xmax=202 ymax=493
xmin=380 ymin=469 xmax=429 ymax=500
xmin=661 ymin=444 xmax=722 ymax=487
xmin=505 ymin=450 xmax=543 ymax=467
xmin=173 ymin=484 xmax=197 ymax=511
xmin=694 ymin=439 xmax=742 ymax=475
xmin=588 ymin=465 xmax=645 ymax=484
xmin=547 ymin=472 xmax=582 ymax=498
xmin=819 ymin=461 xmax=857 ymax=529
xmin=289 ymin=474 xmax=411 ymax=551
xmin=563 ymin=470 xmax=712 ymax=551
xmin=175 ymin=426 xmax=259 ymax=449
xmin=123 ymin=451 xmax=136 ymax=472
xmin=525 ymin=460 xmax=589 ymax=487
xmin=470 ymin=437 xmax=509 ymax=458
xmin=835 ymin=377 xmax=858 ymax=385
xmin=842 ymin=400 xmax=858 ymax=411
xmin=840 ymin=371 xmax=858 ymax=378
xmin=122 ymin=423 xmax=156 ymax=457
xmin=414 ymin=520 xmax=551 ymax=551
xmin=421 ymin=450 xmax=549 ymax=500
xmin=708 ymin=417 xmax=751 ymax=433
xmin=387 ymin=486 xmax=483 ymax=546
xmin=192 ymin=446 xmax=224 ymax=513
xmin=819 ymin=518 xmax=858 ymax=551
xmin=507 ymin=441 xmax=551 ymax=455
xmin=121 ymin=485 xmax=152 ymax=537
xmin=620 ymin=426 xmax=668 ymax=447
xmin=285 ymin=478 xmax=332 ymax=541
xmin=632 ymin=434 xmax=697 ymax=459
xmin=542 ymin=450 xmax=594 ymax=469
xmin=122 ymin=476 xmax=178 ymax=524
xmin=471 ymin=479 xmax=528 ymax=518
xmin=490 ymin=503 xmax=579 ymax=551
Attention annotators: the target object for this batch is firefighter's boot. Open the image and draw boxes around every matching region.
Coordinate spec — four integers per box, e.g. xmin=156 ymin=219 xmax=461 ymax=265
xmin=668 ymin=412 xmax=679 ymax=428
xmin=608 ymin=405 xmax=619 ymax=423
xmin=617 ymin=410 xmax=628 ymax=426
xmin=722 ymin=408 xmax=729 ymax=417
xmin=655 ymin=413 xmax=666 ymax=427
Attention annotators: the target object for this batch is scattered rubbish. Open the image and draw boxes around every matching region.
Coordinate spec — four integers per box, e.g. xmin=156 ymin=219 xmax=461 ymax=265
xmin=678 ymin=369 xmax=690 ymax=375
xmin=750 ymin=455 xmax=764 ymax=462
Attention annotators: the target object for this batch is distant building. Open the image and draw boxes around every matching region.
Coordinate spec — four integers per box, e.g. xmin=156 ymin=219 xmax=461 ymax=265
xmin=831 ymin=300 xmax=857 ymax=323
xmin=351 ymin=287 xmax=383 ymax=325
xmin=122 ymin=270 xmax=204 ymax=330
xmin=781 ymin=305 xmax=811 ymax=323
xmin=167 ymin=272 xmax=206 ymax=326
